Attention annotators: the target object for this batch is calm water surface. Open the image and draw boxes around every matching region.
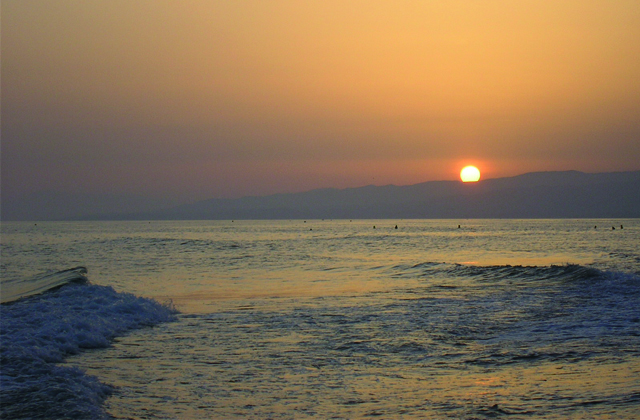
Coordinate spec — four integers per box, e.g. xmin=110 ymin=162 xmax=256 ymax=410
xmin=1 ymin=219 xmax=639 ymax=418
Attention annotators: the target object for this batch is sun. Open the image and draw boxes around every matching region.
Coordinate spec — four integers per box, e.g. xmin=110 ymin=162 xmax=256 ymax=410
xmin=460 ymin=166 xmax=481 ymax=182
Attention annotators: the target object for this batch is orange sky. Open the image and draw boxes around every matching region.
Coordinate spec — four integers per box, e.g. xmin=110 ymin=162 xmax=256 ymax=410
xmin=3 ymin=0 xmax=640 ymax=202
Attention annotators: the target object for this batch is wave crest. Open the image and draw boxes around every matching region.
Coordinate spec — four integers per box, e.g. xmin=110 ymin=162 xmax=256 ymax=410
xmin=1 ymin=281 xmax=177 ymax=419
xmin=396 ymin=261 xmax=638 ymax=285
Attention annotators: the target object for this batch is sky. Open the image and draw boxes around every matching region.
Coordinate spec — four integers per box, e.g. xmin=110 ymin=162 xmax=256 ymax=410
xmin=3 ymin=0 xmax=640 ymax=207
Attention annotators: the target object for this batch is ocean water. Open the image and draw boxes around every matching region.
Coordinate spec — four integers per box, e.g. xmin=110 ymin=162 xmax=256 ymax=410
xmin=1 ymin=219 xmax=639 ymax=419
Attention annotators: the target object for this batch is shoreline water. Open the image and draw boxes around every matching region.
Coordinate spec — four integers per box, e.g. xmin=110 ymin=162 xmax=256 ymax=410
xmin=2 ymin=219 xmax=639 ymax=418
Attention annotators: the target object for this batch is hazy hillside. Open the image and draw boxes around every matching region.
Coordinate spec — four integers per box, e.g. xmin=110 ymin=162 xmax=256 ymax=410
xmin=130 ymin=170 xmax=640 ymax=220
xmin=3 ymin=171 xmax=637 ymax=221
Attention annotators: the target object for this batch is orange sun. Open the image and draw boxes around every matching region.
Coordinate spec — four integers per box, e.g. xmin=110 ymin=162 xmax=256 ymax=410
xmin=460 ymin=166 xmax=481 ymax=182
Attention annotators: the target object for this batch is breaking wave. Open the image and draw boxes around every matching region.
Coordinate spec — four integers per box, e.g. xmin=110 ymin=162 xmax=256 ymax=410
xmin=0 ymin=271 xmax=177 ymax=419
xmin=394 ymin=261 xmax=639 ymax=286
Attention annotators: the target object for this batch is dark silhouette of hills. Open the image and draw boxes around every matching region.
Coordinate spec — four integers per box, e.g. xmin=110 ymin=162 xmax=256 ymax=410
xmin=4 ymin=170 xmax=637 ymax=221
xmin=130 ymin=170 xmax=640 ymax=220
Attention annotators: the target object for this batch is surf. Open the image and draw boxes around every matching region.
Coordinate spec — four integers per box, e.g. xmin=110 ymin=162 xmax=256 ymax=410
xmin=1 ymin=266 xmax=89 ymax=304
xmin=0 ymin=268 xmax=177 ymax=419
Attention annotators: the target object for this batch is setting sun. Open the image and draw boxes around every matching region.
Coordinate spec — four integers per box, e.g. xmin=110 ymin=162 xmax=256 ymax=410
xmin=460 ymin=166 xmax=481 ymax=182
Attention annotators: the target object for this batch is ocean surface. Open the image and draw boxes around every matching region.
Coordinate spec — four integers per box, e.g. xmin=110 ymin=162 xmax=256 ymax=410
xmin=1 ymin=219 xmax=639 ymax=419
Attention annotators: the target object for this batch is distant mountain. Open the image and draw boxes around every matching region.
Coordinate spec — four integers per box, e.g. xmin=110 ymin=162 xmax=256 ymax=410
xmin=4 ymin=171 xmax=637 ymax=221
xmin=129 ymin=170 xmax=640 ymax=220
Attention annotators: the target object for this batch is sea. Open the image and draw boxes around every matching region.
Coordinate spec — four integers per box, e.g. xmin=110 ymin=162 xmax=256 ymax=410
xmin=1 ymin=219 xmax=639 ymax=419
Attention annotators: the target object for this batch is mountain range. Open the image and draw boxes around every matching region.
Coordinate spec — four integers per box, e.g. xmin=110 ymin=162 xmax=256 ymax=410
xmin=120 ymin=170 xmax=640 ymax=220
xmin=3 ymin=170 xmax=638 ymax=221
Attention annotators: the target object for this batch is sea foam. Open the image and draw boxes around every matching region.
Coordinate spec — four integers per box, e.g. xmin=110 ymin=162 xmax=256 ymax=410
xmin=1 ymin=281 xmax=176 ymax=419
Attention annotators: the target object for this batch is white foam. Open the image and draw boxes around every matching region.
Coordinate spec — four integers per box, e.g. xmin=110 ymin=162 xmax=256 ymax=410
xmin=1 ymin=281 xmax=176 ymax=419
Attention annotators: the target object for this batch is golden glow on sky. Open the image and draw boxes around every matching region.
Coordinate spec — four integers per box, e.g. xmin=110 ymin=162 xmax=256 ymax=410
xmin=460 ymin=166 xmax=481 ymax=183
xmin=2 ymin=0 xmax=640 ymax=202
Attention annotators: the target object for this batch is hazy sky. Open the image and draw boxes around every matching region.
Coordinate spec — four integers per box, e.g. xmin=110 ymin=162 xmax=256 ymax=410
xmin=3 ymin=0 xmax=640 ymax=203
